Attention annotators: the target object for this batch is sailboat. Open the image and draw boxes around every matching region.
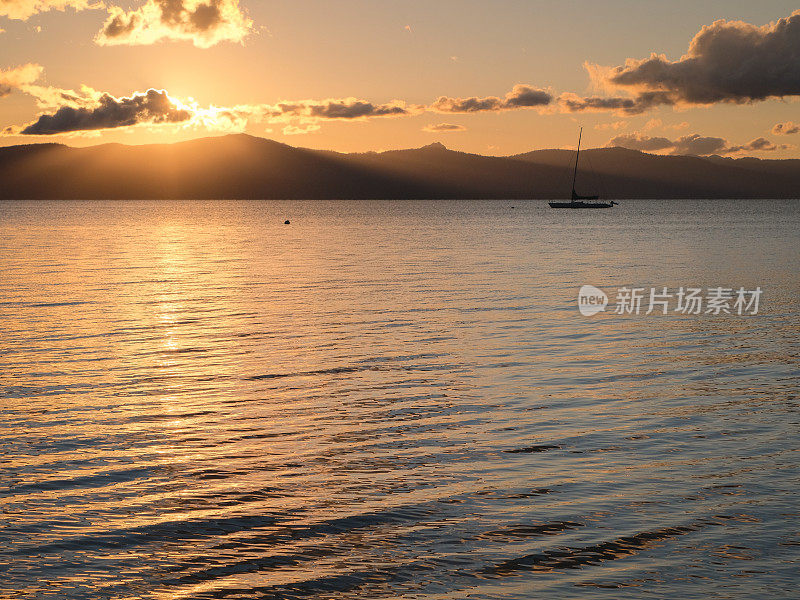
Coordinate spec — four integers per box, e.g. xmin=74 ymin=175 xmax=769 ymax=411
xmin=549 ymin=128 xmax=618 ymax=209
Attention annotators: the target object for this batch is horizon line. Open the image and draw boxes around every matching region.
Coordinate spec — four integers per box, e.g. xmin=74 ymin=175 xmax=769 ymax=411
xmin=0 ymin=132 xmax=793 ymax=162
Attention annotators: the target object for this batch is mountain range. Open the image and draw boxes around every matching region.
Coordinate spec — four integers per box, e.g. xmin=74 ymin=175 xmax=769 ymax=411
xmin=1 ymin=134 xmax=798 ymax=199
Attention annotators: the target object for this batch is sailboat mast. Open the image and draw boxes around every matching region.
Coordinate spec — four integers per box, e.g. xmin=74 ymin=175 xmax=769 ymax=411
xmin=572 ymin=127 xmax=582 ymax=197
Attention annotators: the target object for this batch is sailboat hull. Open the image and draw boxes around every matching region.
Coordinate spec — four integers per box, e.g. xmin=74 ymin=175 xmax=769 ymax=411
xmin=545 ymin=128 xmax=619 ymax=209
xmin=549 ymin=201 xmax=615 ymax=209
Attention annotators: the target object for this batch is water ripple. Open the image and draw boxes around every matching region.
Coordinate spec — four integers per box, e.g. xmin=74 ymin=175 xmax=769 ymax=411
xmin=1 ymin=199 xmax=798 ymax=599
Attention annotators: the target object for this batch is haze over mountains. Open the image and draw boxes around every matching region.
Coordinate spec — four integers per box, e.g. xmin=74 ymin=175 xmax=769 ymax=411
xmin=0 ymin=134 xmax=798 ymax=200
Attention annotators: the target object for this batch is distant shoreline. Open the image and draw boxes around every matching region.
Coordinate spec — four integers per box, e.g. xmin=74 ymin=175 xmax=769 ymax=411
xmin=1 ymin=134 xmax=798 ymax=200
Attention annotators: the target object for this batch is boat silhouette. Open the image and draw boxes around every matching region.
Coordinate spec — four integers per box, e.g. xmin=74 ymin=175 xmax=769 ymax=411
xmin=549 ymin=128 xmax=618 ymax=209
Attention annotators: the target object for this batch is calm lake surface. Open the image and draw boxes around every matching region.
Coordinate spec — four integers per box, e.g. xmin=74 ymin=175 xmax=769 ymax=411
xmin=1 ymin=199 xmax=798 ymax=600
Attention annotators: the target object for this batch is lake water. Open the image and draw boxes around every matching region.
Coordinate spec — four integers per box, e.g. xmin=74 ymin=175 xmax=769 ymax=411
xmin=1 ymin=199 xmax=798 ymax=600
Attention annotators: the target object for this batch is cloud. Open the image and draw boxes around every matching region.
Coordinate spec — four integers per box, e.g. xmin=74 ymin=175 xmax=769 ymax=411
xmin=432 ymin=95 xmax=502 ymax=113
xmin=422 ymin=123 xmax=466 ymax=133
xmin=589 ymin=10 xmax=800 ymax=109
xmin=4 ymin=65 xmax=109 ymax=111
xmin=608 ymin=132 xmax=790 ymax=155
xmin=608 ymin=133 xmax=676 ymax=153
xmin=21 ymin=83 xmax=101 ymax=110
xmin=19 ymin=88 xmax=191 ymax=134
xmin=503 ymin=84 xmax=553 ymax=108
xmin=4 ymin=63 xmax=420 ymax=136
xmin=95 ymin=0 xmax=253 ymax=48
xmin=201 ymin=98 xmax=415 ymax=136
xmin=557 ymin=91 xmax=676 ymax=115
xmin=0 ymin=63 xmax=44 ymax=97
xmin=0 ymin=0 xmax=100 ymax=20
xmin=641 ymin=118 xmax=690 ymax=132
xmin=594 ymin=120 xmax=628 ymax=131
xmin=282 ymin=124 xmax=320 ymax=135
xmin=670 ymin=134 xmax=732 ymax=156
xmin=265 ymin=98 xmax=414 ymax=121
xmin=187 ymin=97 xmax=415 ymax=136
xmin=642 ymin=118 xmax=662 ymax=131
xmin=773 ymin=121 xmax=800 ymax=135
xmin=726 ymin=137 xmax=791 ymax=153
xmin=431 ymin=84 xmax=552 ymax=113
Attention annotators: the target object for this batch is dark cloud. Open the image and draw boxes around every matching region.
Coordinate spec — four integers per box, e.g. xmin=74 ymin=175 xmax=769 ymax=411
xmin=189 ymin=1 xmax=221 ymax=31
xmin=269 ymin=99 xmax=411 ymax=120
xmin=20 ymin=89 xmax=191 ymax=135
xmin=560 ymin=94 xmax=645 ymax=115
xmin=672 ymin=134 xmax=731 ymax=156
xmin=557 ymin=91 xmax=678 ymax=115
xmin=726 ymin=137 xmax=791 ymax=153
xmin=599 ymin=10 xmax=800 ymax=107
xmin=422 ymin=123 xmax=466 ymax=133
xmin=309 ymin=101 xmax=408 ymax=119
xmin=607 ymin=133 xmax=675 ymax=152
xmin=432 ymin=95 xmax=502 ymax=113
xmin=560 ymin=95 xmax=638 ymax=113
xmin=609 ymin=132 xmax=789 ymax=156
xmin=741 ymin=137 xmax=775 ymax=151
xmin=96 ymin=0 xmax=252 ymax=48
xmin=431 ymin=84 xmax=552 ymax=113
xmin=101 ymin=12 xmax=139 ymax=38
xmin=503 ymin=85 xmax=553 ymax=108
xmin=773 ymin=121 xmax=800 ymax=135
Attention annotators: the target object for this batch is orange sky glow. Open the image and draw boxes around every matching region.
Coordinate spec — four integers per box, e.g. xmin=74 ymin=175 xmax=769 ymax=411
xmin=1 ymin=1 xmax=799 ymax=157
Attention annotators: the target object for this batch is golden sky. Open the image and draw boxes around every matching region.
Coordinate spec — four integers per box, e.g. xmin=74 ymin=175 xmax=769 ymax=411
xmin=1 ymin=0 xmax=799 ymax=156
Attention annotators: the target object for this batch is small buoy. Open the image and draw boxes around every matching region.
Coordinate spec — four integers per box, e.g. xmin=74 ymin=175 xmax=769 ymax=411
xmin=284 ymin=220 xmax=291 ymax=225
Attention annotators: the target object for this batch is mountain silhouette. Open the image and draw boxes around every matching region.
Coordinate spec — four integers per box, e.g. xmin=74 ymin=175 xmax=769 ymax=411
xmin=1 ymin=133 xmax=798 ymax=199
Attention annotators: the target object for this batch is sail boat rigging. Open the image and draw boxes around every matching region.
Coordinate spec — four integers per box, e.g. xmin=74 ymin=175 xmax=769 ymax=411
xmin=549 ymin=128 xmax=617 ymax=209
